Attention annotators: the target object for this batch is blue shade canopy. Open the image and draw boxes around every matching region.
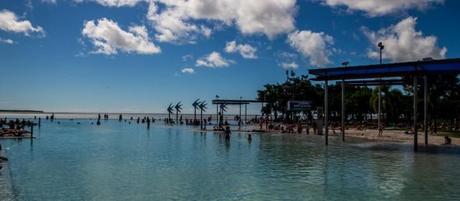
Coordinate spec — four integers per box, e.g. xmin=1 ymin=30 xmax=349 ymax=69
xmin=309 ymin=58 xmax=460 ymax=81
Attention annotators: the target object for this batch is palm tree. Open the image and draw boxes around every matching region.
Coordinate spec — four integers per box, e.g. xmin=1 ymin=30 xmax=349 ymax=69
xmin=167 ymin=103 xmax=174 ymax=123
xmin=198 ymin=101 xmax=207 ymax=129
xmin=175 ymin=102 xmax=183 ymax=123
xmin=192 ymin=99 xmax=200 ymax=124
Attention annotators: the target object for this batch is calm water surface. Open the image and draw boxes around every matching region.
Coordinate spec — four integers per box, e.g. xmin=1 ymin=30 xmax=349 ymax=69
xmin=1 ymin=120 xmax=460 ymax=201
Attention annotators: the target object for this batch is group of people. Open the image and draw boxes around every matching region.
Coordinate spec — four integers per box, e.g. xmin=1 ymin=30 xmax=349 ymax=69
xmin=0 ymin=118 xmax=34 ymax=137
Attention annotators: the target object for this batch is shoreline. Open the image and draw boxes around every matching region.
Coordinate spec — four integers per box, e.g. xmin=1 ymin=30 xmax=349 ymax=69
xmin=204 ymin=125 xmax=460 ymax=146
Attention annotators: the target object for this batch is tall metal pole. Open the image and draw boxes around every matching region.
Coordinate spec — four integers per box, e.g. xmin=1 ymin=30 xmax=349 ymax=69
xmin=424 ymin=75 xmax=428 ymax=145
xmin=261 ymin=102 xmax=264 ymax=127
xmin=239 ymin=97 xmax=242 ymax=130
xmin=341 ymin=80 xmax=345 ymax=142
xmin=378 ymin=42 xmax=384 ymax=136
xmin=325 ymin=80 xmax=329 ymax=145
xmin=378 ymin=84 xmax=381 ymax=133
xmin=413 ymin=76 xmax=418 ymax=152
xmin=244 ymin=104 xmax=247 ymax=125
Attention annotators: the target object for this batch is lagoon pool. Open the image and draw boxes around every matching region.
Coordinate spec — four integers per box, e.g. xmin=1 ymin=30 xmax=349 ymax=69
xmin=1 ymin=119 xmax=460 ymax=201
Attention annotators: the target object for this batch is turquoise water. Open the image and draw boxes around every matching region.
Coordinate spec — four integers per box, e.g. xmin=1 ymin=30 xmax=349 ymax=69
xmin=1 ymin=119 xmax=460 ymax=201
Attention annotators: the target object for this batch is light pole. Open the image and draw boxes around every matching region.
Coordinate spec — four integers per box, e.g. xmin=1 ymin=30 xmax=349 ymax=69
xmin=377 ymin=42 xmax=384 ymax=136
xmin=378 ymin=42 xmax=384 ymax=65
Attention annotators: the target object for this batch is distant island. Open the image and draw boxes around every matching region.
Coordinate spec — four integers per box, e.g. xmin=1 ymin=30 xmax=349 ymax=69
xmin=0 ymin=110 xmax=44 ymax=113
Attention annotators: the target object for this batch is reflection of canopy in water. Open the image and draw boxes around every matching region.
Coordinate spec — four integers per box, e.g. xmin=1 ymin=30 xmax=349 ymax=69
xmin=309 ymin=58 xmax=460 ymax=151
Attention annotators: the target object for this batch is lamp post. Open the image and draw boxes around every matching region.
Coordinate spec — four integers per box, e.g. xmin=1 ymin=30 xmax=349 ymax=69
xmin=378 ymin=42 xmax=384 ymax=65
xmin=377 ymin=42 xmax=384 ymax=135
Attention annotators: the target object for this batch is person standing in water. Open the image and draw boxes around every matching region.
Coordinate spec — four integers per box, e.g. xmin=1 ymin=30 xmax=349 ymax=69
xmin=224 ymin=126 xmax=231 ymax=140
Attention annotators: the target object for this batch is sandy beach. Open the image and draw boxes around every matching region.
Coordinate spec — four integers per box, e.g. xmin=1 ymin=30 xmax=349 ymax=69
xmin=227 ymin=124 xmax=460 ymax=146
xmin=340 ymin=128 xmax=459 ymax=145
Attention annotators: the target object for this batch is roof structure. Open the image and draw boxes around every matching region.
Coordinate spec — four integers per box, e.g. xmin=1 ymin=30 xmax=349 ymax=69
xmin=337 ymin=79 xmax=405 ymax=86
xmin=308 ymin=58 xmax=460 ymax=151
xmin=309 ymin=58 xmax=460 ymax=80
xmin=212 ymin=99 xmax=265 ymax=105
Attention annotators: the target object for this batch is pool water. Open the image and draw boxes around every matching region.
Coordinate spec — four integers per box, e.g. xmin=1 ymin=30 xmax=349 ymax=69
xmin=1 ymin=119 xmax=460 ymax=201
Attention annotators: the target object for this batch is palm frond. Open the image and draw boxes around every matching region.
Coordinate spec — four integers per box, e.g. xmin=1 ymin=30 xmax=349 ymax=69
xmin=167 ymin=103 xmax=175 ymax=114
xmin=220 ymin=104 xmax=227 ymax=112
xmin=198 ymin=101 xmax=207 ymax=112
xmin=192 ymin=99 xmax=200 ymax=108
xmin=175 ymin=102 xmax=183 ymax=113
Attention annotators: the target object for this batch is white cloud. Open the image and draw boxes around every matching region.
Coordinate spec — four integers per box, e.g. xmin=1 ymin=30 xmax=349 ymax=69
xmin=232 ymin=0 xmax=297 ymax=38
xmin=82 ymin=18 xmax=161 ymax=55
xmin=0 ymin=38 xmax=14 ymax=45
xmin=364 ymin=17 xmax=447 ymax=62
xmin=0 ymin=9 xmax=45 ymax=36
xmin=287 ymin=30 xmax=334 ymax=67
xmin=83 ymin=0 xmax=145 ymax=7
xmin=181 ymin=67 xmax=195 ymax=74
xmin=146 ymin=2 xmax=211 ymax=43
xmin=280 ymin=62 xmax=299 ymax=70
xmin=147 ymin=0 xmax=296 ymax=43
xmin=196 ymin=51 xmax=232 ymax=68
xmin=321 ymin=0 xmax=443 ymax=16
xmin=182 ymin=54 xmax=193 ymax=61
xmin=224 ymin=41 xmax=257 ymax=59
xmin=41 ymin=0 xmax=57 ymax=4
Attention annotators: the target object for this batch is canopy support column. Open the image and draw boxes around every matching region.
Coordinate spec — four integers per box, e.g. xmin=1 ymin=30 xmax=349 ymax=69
xmin=424 ymin=75 xmax=428 ymax=145
xmin=378 ymin=82 xmax=382 ymax=135
xmin=244 ymin=104 xmax=247 ymax=125
xmin=413 ymin=76 xmax=418 ymax=152
xmin=216 ymin=104 xmax=219 ymax=126
xmin=325 ymin=80 xmax=329 ymax=145
xmin=341 ymin=79 xmax=345 ymax=142
xmin=239 ymin=101 xmax=242 ymax=130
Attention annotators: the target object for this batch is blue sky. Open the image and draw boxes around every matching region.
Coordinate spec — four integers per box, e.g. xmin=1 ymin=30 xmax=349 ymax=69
xmin=0 ymin=0 xmax=459 ymax=114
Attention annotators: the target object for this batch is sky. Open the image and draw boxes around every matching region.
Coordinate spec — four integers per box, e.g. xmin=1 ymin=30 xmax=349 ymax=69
xmin=0 ymin=0 xmax=459 ymax=114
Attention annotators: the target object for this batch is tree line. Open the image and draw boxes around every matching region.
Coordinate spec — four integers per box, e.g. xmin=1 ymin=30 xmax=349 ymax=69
xmin=256 ymin=72 xmax=460 ymax=131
